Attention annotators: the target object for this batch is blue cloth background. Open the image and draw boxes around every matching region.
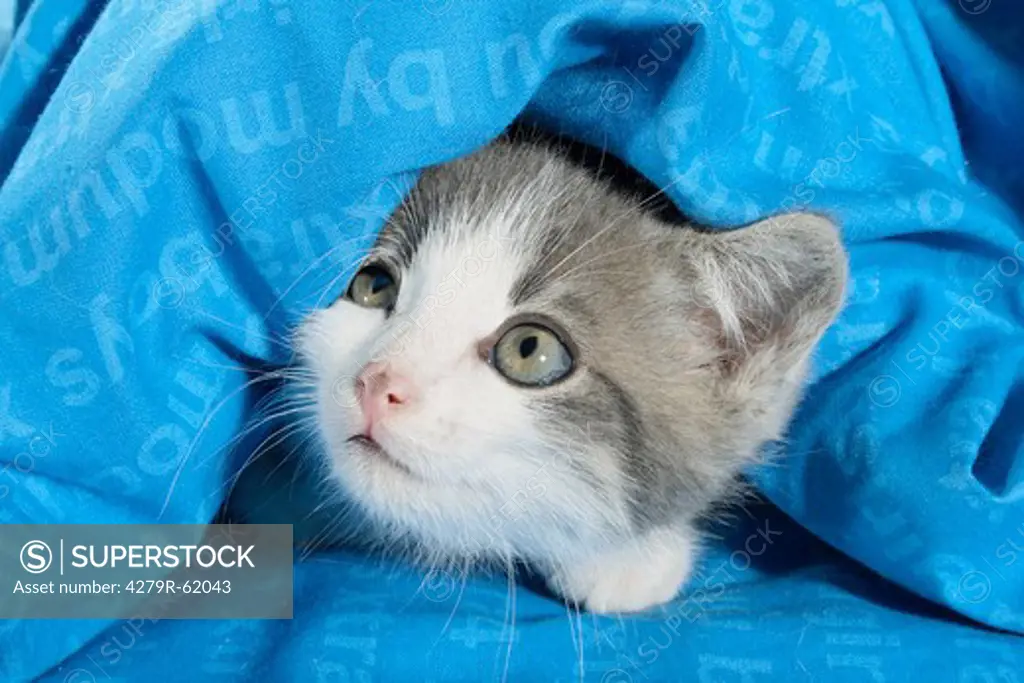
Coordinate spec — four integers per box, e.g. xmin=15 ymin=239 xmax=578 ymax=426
xmin=1 ymin=0 xmax=1023 ymax=680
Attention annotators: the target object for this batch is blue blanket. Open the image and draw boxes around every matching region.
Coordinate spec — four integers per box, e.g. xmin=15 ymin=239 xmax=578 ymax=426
xmin=1 ymin=0 xmax=1022 ymax=680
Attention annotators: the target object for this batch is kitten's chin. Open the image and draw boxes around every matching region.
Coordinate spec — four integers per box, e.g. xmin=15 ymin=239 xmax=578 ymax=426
xmin=324 ymin=438 xmax=512 ymax=558
xmin=325 ymin=431 xmax=469 ymax=513
xmin=329 ymin=440 xmax=427 ymax=497
xmin=345 ymin=435 xmax=420 ymax=479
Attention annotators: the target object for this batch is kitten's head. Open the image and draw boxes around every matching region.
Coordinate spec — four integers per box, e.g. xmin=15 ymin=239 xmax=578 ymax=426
xmin=297 ymin=140 xmax=847 ymax=564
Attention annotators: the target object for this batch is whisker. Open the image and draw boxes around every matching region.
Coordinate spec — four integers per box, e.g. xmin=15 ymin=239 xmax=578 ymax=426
xmin=298 ymin=506 xmax=355 ymax=561
xmin=258 ymin=425 xmax=319 ymax=486
xmin=434 ymin=558 xmax=470 ymax=645
xmin=501 ymin=557 xmax=517 ymax=683
xmin=545 ymin=235 xmax=679 ymax=286
xmin=193 ymin=401 xmax=317 ymax=475
xmin=573 ymin=599 xmax=585 ymax=683
xmin=159 ymin=370 xmax=298 ymax=517
xmin=183 ymin=307 xmax=295 ymax=354
xmin=263 ymin=237 xmax=371 ymax=319
xmin=214 ymin=415 xmax=318 ymax=509
xmin=564 ymin=597 xmax=583 ymax=683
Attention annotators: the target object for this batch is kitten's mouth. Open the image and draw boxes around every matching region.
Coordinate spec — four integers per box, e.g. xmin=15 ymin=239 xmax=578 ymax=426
xmin=345 ymin=435 xmax=417 ymax=478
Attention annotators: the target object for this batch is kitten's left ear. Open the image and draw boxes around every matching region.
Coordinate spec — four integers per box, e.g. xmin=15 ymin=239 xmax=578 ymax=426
xmin=689 ymin=212 xmax=848 ymax=373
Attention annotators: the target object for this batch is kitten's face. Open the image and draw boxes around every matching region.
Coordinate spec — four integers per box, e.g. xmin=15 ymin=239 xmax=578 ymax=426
xmin=297 ymin=140 xmax=846 ymax=564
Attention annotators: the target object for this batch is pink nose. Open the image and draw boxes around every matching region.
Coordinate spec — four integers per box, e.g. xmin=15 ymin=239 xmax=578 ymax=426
xmin=354 ymin=362 xmax=412 ymax=436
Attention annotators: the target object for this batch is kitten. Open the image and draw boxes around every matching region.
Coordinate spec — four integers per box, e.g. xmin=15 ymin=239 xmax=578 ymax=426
xmin=295 ymin=137 xmax=847 ymax=614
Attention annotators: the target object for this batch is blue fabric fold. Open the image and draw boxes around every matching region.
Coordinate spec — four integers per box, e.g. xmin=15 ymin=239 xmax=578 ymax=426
xmin=1 ymin=0 xmax=1022 ymax=680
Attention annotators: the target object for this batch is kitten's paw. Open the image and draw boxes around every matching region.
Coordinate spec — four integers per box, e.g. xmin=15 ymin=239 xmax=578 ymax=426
xmin=549 ymin=527 xmax=696 ymax=614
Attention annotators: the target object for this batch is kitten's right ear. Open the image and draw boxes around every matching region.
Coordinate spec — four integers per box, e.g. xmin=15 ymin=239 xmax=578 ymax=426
xmin=689 ymin=212 xmax=848 ymax=374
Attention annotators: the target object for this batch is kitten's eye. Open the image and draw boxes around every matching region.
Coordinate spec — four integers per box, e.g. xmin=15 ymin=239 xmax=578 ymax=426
xmin=347 ymin=264 xmax=398 ymax=310
xmin=491 ymin=323 xmax=574 ymax=387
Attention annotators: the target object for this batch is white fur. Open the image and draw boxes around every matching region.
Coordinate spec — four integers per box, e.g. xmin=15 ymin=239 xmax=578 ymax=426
xmin=546 ymin=526 xmax=697 ymax=613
